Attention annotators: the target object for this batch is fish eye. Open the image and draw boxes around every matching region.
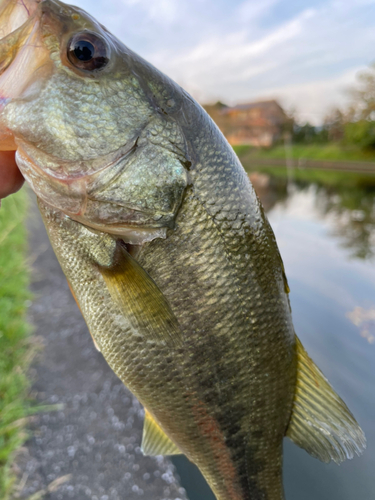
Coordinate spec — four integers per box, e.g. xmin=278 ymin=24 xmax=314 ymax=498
xmin=67 ymin=33 xmax=109 ymax=71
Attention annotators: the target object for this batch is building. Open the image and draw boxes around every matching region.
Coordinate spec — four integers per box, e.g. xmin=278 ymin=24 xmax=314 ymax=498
xmin=204 ymin=100 xmax=287 ymax=147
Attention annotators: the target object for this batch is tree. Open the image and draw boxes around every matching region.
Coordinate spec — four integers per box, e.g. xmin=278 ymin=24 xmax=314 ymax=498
xmin=323 ymin=62 xmax=375 ymax=149
xmin=344 ymin=120 xmax=375 ymax=149
xmin=348 ymin=62 xmax=375 ymax=121
xmin=323 ymin=108 xmax=345 ymax=142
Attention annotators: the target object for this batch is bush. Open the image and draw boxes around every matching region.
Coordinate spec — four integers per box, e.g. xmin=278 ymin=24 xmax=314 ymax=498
xmin=292 ymin=123 xmax=329 ymax=144
xmin=344 ymin=120 xmax=375 ymax=149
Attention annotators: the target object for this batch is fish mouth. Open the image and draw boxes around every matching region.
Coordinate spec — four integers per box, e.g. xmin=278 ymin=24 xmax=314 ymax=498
xmin=0 ymin=0 xmax=46 ymax=196
xmin=0 ymin=1 xmax=40 ymax=40
xmin=15 ymin=137 xmax=172 ymax=245
xmin=0 ymin=0 xmax=45 ymax=174
xmin=0 ymin=2 xmax=171 ymax=245
xmin=0 ymin=1 xmax=46 ymax=147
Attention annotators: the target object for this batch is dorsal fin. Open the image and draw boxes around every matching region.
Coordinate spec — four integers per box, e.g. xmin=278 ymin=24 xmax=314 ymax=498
xmin=141 ymin=410 xmax=182 ymax=456
xmin=286 ymin=336 xmax=366 ymax=464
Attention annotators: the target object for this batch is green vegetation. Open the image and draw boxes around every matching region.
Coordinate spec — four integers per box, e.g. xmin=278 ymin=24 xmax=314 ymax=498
xmin=344 ymin=121 xmax=375 ymax=150
xmin=233 ymin=144 xmax=375 ymax=162
xmin=232 ymin=145 xmax=253 ymax=157
xmin=0 ymin=190 xmax=32 ymax=499
xmin=234 ymin=139 xmax=375 ymax=189
xmin=242 ymin=162 xmax=375 ymax=189
xmin=291 ymin=63 xmax=375 ymax=151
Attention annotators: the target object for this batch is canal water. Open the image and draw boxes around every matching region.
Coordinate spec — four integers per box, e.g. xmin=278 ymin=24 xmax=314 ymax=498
xmin=172 ymin=174 xmax=375 ymax=500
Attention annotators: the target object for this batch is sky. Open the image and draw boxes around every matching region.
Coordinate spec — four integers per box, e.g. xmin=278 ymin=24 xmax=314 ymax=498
xmin=71 ymin=0 xmax=375 ymax=125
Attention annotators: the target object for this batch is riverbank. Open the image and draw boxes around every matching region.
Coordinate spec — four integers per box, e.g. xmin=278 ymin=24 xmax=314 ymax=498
xmin=233 ymin=144 xmax=375 ymax=162
xmin=246 ymin=165 xmax=375 ymax=188
xmin=233 ymin=144 xmax=375 ymax=189
xmin=0 ymin=190 xmax=32 ymax=499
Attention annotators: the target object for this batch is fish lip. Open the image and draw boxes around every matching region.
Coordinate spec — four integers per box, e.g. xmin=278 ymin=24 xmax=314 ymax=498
xmin=0 ymin=1 xmax=40 ymax=65
xmin=16 ymin=136 xmax=139 ymax=184
xmin=0 ymin=1 xmax=41 ymax=185
xmin=0 ymin=10 xmax=39 ymax=120
xmin=0 ymin=2 xmax=50 ymax=146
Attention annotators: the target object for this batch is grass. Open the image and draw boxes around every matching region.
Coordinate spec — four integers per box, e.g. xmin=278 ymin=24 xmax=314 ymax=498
xmin=242 ymin=163 xmax=375 ymax=189
xmin=233 ymin=143 xmax=375 ymax=162
xmin=233 ymin=143 xmax=375 ymax=189
xmin=0 ymin=189 xmax=32 ymax=499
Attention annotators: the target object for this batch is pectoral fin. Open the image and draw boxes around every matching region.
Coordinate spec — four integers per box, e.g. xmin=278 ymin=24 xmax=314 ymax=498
xmin=98 ymin=240 xmax=184 ymax=348
xmin=141 ymin=410 xmax=182 ymax=456
xmin=286 ymin=336 xmax=366 ymax=464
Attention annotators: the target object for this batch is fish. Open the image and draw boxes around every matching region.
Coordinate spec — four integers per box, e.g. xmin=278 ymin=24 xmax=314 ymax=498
xmin=0 ymin=1 xmax=366 ymax=499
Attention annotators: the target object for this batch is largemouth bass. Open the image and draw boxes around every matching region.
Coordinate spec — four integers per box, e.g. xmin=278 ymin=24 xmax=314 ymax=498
xmin=0 ymin=1 xmax=366 ymax=499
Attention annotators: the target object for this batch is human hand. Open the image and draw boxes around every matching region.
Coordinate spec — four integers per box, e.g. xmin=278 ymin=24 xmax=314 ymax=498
xmin=0 ymin=152 xmax=24 ymax=200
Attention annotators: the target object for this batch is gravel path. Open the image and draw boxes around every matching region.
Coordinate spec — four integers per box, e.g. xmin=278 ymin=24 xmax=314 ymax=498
xmin=14 ymin=194 xmax=189 ymax=500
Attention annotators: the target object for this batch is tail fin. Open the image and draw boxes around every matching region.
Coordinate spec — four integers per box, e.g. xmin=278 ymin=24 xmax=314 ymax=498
xmin=286 ymin=336 xmax=366 ymax=464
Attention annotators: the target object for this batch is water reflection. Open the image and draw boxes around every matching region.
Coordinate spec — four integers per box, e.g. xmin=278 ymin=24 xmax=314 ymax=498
xmin=173 ymin=174 xmax=375 ymax=500
xmin=347 ymin=307 xmax=375 ymax=345
xmin=317 ymin=187 xmax=375 ymax=260
xmin=250 ymin=173 xmax=375 ymax=261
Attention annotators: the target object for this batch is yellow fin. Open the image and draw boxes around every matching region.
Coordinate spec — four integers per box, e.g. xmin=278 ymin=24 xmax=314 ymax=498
xmin=99 ymin=241 xmax=183 ymax=348
xmin=286 ymin=336 xmax=366 ymax=464
xmin=141 ymin=410 xmax=182 ymax=456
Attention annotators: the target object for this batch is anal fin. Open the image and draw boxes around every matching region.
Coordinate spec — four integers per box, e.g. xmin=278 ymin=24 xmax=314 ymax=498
xmin=141 ymin=410 xmax=182 ymax=456
xmin=286 ymin=336 xmax=366 ymax=464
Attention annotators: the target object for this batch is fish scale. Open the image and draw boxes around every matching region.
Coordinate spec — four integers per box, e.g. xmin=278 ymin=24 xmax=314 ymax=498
xmin=134 ymin=118 xmax=296 ymax=498
xmin=0 ymin=1 xmax=366 ymax=499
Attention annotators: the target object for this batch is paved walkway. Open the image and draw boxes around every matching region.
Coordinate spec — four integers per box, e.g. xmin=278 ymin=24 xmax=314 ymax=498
xmin=15 ymin=195 xmax=188 ymax=500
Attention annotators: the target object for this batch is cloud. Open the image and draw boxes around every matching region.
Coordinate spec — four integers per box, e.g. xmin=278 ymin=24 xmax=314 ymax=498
xmin=234 ymin=0 xmax=279 ymax=25
xmin=69 ymin=0 xmax=375 ymax=124
xmin=149 ymin=8 xmax=315 ymax=91
xmin=119 ymin=0 xmax=179 ymax=24
xmin=263 ymin=68 xmax=361 ymax=124
xmin=347 ymin=306 xmax=375 ymax=344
